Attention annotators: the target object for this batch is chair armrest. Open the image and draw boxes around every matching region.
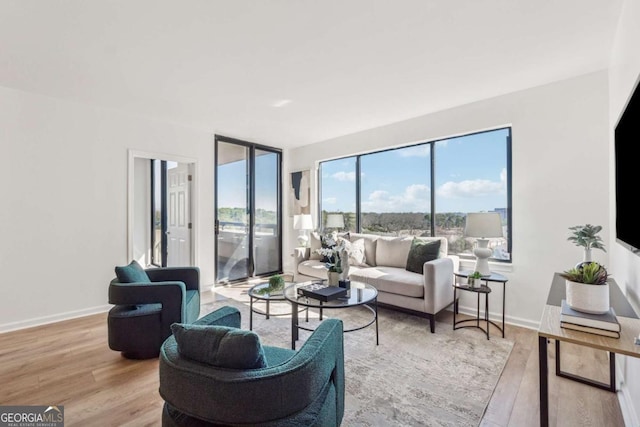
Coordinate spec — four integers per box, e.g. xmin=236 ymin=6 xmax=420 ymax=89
xmin=422 ymin=257 xmax=455 ymax=314
xmin=193 ymin=306 xmax=241 ymax=329
xmin=146 ymin=267 xmax=200 ymax=292
xmin=109 ymin=280 xmax=187 ymax=338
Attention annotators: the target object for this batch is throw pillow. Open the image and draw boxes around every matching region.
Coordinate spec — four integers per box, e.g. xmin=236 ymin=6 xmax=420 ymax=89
xmin=170 ymin=323 xmax=267 ymax=369
xmin=115 ymin=260 xmax=150 ymax=283
xmin=348 ymin=238 xmax=366 ymax=266
xmin=405 ymin=238 xmax=441 ymax=274
xmin=309 ymin=232 xmax=322 ymax=260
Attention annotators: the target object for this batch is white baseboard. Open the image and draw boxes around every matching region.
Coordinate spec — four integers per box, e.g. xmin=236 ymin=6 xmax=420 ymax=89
xmin=617 ymin=369 xmax=640 ymax=427
xmin=0 ymin=305 xmax=112 ymax=333
xmin=454 ymin=304 xmax=540 ymax=331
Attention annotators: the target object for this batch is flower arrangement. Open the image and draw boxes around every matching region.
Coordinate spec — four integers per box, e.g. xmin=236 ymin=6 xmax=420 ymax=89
xmin=315 ymin=231 xmax=349 ymax=273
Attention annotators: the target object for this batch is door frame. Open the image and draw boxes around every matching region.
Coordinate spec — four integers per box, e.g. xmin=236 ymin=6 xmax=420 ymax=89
xmin=214 ymin=135 xmax=283 ymax=283
xmin=127 ymin=150 xmax=198 ymax=266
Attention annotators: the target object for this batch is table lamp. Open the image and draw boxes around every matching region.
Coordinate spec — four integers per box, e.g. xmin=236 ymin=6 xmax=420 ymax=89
xmin=293 ymin=214 xmax=313 ymax=247
xmin=325 ymin=213 xmax=345 ymax=231
xmin=464 ymin=212 xmax=503 ymax=276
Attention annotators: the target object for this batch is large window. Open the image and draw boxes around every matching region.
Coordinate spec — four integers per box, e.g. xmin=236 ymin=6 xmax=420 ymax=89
xmin=318 ymin=127 xmax=511 ymax=263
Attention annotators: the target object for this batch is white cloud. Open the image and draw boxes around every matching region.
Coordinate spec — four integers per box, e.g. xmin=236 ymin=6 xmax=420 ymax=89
xmin=362 ymin=184 xmax=430 ymax=212
xmin=323 ymin=197 xmax=337 ymax=205
xmin=398 ymin=145 xmax=429 ymax=158
xmin=332 ymin=171 xmax=356 ymax=181
xmin=437 ymin=168 xmax=506 ymax=198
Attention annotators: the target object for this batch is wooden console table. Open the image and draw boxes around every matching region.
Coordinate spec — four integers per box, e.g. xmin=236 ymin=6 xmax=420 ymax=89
xmin=537 ymin=273 xmax=640 ymax=427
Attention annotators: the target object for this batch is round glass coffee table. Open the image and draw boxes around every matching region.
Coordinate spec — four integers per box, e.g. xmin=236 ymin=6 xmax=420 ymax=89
xmin=248 ymin=282 xmax=308 ymax=330
xmin=283 ymin=281 xmax=378 ymax=350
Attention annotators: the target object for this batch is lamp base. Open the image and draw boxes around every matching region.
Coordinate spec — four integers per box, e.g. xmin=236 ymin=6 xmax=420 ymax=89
xmin=472 ymin=239 xmax=493 ymax=276
xmin=297 ymin=234 xmax=309 ymax=247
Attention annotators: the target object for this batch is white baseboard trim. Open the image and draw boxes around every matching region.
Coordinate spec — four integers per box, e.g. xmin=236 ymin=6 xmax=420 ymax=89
xmin=0 ymin=305 xmax=112 ymax=333
xmin=618 ymin=372 xmax=640 ymax=427
xmin=454 ymin=304 xmax=540 ymax=332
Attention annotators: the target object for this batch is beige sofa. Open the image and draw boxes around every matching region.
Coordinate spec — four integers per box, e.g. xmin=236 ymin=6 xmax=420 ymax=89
xmin=293 ymin=232 xmax=460 ymax=333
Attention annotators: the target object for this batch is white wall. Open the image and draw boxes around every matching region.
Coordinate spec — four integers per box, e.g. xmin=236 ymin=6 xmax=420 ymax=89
xmin=0 ymin=85 xmax=217 ymax=331
xmin=287 ymin=70 xmax=610 ymax=329
xmin=609 ymin=0 xmax=640 ymax=423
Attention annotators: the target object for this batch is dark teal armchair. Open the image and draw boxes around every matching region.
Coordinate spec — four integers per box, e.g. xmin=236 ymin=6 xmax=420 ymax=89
xmin=159 ymin=306 xmax=345 ymax=426
xmin=108 ymin=265 xmax=201 ymax=359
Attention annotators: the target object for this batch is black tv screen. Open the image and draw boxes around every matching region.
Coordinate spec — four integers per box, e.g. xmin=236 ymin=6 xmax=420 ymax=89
xmin=615 ymin=76 xmax=640 ymax=253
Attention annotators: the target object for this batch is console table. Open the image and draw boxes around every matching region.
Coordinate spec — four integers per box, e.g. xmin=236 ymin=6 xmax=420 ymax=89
xmin=537 ymin=273 xmax=640 ymax=427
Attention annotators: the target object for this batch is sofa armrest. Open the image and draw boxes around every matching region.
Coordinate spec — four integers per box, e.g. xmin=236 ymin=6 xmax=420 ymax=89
xmin=445 ymin=255 xmax=460 ymax=274
xmin=146 ymin=267 xmax=200 ymax=292
xmin=293 ymin=247 xmax=311 ymax=265
xmin=422 ymin=257 xmax=455 ymax=314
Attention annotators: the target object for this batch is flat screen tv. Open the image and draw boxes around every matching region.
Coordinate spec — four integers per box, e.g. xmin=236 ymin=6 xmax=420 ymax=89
xmin=615 ymin=75 xmax=640 ymax=253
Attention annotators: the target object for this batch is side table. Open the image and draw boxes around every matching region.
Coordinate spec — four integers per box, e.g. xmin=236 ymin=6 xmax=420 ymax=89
xmin=453 ymin=270 xmax=508 ymax=339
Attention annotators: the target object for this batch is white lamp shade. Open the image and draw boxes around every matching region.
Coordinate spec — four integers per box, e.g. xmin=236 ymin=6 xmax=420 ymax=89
xmin=293 ymin=214 xmax=313 ymax=230
xmin=325 ymin=214 xmax=345 ymax=228
xmin=464 ymin=212 xmax=503 ymax=238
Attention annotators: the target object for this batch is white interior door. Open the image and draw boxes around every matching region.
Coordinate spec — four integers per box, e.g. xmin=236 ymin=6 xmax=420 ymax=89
xmin=167 ymin=163 xmax=191 ymax=266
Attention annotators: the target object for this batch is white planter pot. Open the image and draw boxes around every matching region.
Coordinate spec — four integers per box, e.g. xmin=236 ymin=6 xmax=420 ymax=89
xmin=327 ymin=271 xmax=340 ymax=287
xmin=565 ymin=280 xmax=610 ymax=314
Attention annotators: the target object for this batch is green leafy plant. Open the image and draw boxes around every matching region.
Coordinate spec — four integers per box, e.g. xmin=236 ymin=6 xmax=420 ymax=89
xmin=567 ymin=224 xmax=606 ymax=253
xmin=560 ymin=262 xmax=608 ymax=285
xmin=469 ymin=271 xmax=483 ymax=280
xmin=256 ymin=274 xmax=285 ymax=295
xmin=268 ymin=274 xmax=285 ymax=290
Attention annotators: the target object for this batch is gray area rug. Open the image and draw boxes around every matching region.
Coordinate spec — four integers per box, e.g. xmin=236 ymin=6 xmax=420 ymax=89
xmin=203 ymin=284 xmax=514 ymax=427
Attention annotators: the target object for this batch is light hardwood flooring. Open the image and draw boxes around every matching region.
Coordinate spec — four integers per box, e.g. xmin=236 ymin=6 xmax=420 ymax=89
xmin=0 ymin=287 xmax=626 ymax=427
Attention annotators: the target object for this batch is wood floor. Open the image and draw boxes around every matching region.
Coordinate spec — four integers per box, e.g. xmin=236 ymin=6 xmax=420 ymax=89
xmin=0 ymin=288 xmax=626 ymax=427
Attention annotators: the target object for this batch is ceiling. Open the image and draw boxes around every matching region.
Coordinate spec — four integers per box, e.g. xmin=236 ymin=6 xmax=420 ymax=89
xmin=0 ymin=0 xmax=623 ymax=149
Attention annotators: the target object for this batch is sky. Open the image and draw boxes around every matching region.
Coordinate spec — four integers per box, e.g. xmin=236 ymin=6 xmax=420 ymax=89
xmin=321 ymin=127 xmax=509 ymax=213
xmin=217 ymin=127 xmax=509 ymax=215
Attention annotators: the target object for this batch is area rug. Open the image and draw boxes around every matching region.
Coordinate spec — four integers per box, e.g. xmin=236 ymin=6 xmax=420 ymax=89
xmin=203 ymin=284 xmax=514 ymax=427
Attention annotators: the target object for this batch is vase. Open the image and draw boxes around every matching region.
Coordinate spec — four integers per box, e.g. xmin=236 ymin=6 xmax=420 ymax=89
xmin=565 ymin=280 xmax=610 ymax=314
xmin=327 ymin=271 xmax=340 ymax=287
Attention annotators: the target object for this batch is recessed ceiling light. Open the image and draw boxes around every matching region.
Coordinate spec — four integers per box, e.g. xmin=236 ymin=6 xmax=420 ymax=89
xmin=272 ymin=99 xmax=292 ymax=108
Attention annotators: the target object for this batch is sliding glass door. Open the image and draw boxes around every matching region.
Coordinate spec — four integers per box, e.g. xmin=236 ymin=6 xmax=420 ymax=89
xmin=215 ymin=136 xmax=282 ymax=283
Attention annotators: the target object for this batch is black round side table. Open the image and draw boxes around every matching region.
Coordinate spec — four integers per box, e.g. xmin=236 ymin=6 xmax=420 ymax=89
xmin=453 ymin=270 xmax=508 ymax=340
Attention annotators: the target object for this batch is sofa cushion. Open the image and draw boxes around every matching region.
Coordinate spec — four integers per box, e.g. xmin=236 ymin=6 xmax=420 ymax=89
xmin=349 ymin=233 xmax=379 ymax=267
xmin=350 ymin=266 xmax=424 ymax=298
xmin=375 ymin=237 xmax=413 ymax=268
xmin=415 ymin=236 xmax=448 ymax=259
xmin=170 ymin=323 xmax=267 ymax=369
xmin=348 ymin=238 xmax=366 ymax=266
xmin=309 ymin=232 xmax=322 ymax=260
xmin=405 ymin=238 xmax=441 ymax=274
xmin=115 ymin=260 xmax=150 ymax=283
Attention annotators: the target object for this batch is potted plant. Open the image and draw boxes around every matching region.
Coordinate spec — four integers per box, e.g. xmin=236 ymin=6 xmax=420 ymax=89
xmin=560 ymin=262 xmax=609 ymax=314
xmin=468 ymin=271 xmax=482 ymax=287
xmin=256 ymin=274 xmax=285 ymax=295
xmin=567 ymin=224 xmax=606 ymax=265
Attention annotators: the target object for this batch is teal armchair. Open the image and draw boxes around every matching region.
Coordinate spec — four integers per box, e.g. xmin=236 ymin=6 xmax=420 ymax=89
xmin=159 ymin=306 xmax=345 ymax=426
xmin=108 ymin=264 xmax=201 ymax=359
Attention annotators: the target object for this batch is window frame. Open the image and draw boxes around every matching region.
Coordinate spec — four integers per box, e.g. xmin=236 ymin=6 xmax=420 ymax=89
xmin=318 ymin=126 xmax=512 ymax=264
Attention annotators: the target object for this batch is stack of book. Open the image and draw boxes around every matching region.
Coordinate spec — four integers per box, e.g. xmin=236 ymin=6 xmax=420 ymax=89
xmin=297 ymin=282 xmax=347 ymax=302
xmin=560 ymin=299 xmax=621 ymax=338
